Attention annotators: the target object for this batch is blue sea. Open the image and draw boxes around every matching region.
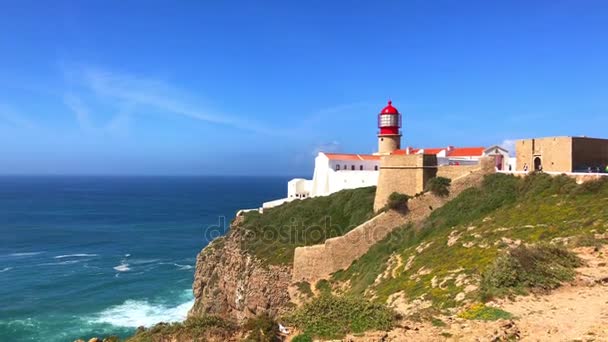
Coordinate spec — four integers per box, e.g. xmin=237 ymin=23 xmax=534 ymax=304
xmin=0 ymin=176 xmax=288 ymax=342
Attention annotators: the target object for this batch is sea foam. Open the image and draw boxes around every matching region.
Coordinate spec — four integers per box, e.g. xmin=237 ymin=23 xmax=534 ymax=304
xmin=54 ymin=254 xmax=99 ymax=259
xmin=8 ymin=251 xmax=44 ymax=257
xmin=89 ymin=294 xmax=194 ymax=328
xmin=113 ymin=263 xmax=130 ymax=272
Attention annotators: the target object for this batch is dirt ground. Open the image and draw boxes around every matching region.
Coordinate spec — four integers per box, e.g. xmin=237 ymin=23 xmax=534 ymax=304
xmin=323 ymin=246 xmax=608 ymax=342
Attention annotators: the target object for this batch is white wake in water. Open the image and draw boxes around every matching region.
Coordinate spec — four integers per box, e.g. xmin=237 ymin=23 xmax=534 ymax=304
xmin=54 ymin=254 xmax=99 ymax=259
xmin=0 ymin=267 xmax=13 ymax=273
xmin=113 ymin=263 xmax=130 ymax=272
xmin=89 ymin=293 xmax=194 ymax=328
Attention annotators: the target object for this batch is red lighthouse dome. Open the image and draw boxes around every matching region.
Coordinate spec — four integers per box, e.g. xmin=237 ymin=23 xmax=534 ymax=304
xmin=378 ymin=100 xmax=401 ymax=135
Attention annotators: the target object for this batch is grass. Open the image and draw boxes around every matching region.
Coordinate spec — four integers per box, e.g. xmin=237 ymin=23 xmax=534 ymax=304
xmin=291 ymin=333 xmax=313 ymax=342
xmin=284 ymin=295 xmax=395 ymax=339
xmin=126 ymin=316 xmax=236 ymax=342
xmin=331 ymin=173 xmax=608 ymax=310
xmin=458 ymin=303 xmax=512 ymax=321
xmin=238 ymin=186 xmax=376 ymax=265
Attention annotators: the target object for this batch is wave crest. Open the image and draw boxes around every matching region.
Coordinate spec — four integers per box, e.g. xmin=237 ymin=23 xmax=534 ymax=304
xmin=88 ymin=296 xmax=194 ymax=328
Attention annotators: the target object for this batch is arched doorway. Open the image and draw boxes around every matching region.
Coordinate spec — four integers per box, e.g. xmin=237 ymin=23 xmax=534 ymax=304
xmin=534 ymin=157 xmax=542 ymax=171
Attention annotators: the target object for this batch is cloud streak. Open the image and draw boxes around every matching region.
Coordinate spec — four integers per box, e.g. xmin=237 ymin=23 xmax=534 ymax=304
xmin=67 ymin=66 xmax=282 ymax=136
xmin=0 ymin=104 xmax=38 ymax=130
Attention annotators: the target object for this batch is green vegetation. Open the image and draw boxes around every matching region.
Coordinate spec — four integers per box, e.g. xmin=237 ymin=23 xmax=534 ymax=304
xmin=295 ymin=281 xmax=313 ymax=298
xmin=458 ymin=303 xmax=512 ymax=321
xmin=239 ymin=186 xmax=376 ymax=264
xmin=285 ymin=295 xmax=394 ymax=339
xmin=315 ymin=279 xmax=332 ymax=296
xmin=126 ymin=316 xmax=236 ymax=342
xmin=332 ymin=173 xmax=608 ymax=311
xmin=480 ymin=244 xmax=580 ymax=300
xmin=387 ymin=192 xmax=410 ymax=211
xmin=425 ymin=176 xmax=452 ymax=197
xmin=291 ymin=333 xmax=313 ymax=342
xmin=243 ymin=313 xmax=279 ymax=342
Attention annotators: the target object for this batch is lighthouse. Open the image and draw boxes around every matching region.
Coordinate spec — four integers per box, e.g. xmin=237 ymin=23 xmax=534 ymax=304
xmin=377 ymin=100 xmax=402 ymax=154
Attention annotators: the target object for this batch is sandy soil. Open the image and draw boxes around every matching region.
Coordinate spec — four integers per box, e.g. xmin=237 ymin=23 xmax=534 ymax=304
xmin=334 ymin=246 xmax=608 ymax=342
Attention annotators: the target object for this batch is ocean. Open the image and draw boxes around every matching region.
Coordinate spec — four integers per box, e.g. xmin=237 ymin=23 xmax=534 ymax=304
xmin=0 ymin=176 xmax=288 ymax=342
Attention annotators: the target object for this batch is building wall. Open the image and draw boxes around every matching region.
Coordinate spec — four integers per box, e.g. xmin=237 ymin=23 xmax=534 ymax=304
xmin=292 ymin=158 xmax=496 ymax=283
xmin=437 ymin=164 xmax=480 ymax=180
xmin=310 ymin=154 xmax=379 ymax=197
xmin=378 ymin=134 xmax=401 ymax=154
xmin=572 ymin=137 xmax=608 ymax=171
xmin=515 ymin=137 xmax=573 ymax=172
xmin=373 ymin=154 xmax=438 ymax=212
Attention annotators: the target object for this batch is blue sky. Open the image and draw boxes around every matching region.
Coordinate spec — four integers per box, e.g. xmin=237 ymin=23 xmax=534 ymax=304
xmin=1 ymin=1 xmax=607 ymax=175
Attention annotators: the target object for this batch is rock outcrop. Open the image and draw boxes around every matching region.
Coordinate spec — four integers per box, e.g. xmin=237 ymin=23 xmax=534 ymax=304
xmin=189 ymin=217 xmax=293 ymax=323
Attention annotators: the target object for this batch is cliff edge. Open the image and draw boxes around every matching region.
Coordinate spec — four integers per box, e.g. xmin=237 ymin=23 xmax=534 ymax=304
xmin=189 ymin=216 xmax=293 ymax=323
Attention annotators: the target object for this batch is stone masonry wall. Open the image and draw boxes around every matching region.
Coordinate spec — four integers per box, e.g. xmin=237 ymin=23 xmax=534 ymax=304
xmin=373 ymin=154 xmax=438 ymax=212
xmin=437 ymin=164 xmax=480 ymax=180
xmin=292 ymin=156 xmax=497 ymax=283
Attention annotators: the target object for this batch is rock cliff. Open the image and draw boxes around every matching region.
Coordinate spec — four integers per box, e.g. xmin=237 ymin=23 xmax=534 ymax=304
xmin=188 ymin=216 xmax=293 ymax=323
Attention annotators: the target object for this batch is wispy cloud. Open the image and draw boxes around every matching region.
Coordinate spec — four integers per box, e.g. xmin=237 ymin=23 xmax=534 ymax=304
xmin=0 ymin=104 xmax=37 ymax=130
xmin=63 ymin=93 xmax=93 ymax=132
xmin=65 ymin=65 xmax=282 ymax=136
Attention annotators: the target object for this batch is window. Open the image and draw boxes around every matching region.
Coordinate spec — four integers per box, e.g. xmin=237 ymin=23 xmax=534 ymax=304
xmin=351 ymin=165 xmax=355 ymax=170
xmin=379 ymin=114 xmax=398 ymax=127
xmin=374 ymin=165 xmax=378 ymax=171
xmin=335 ymin=164 xmax=340 ymax=171
xmin=360 ymin=165 xmax=363 ymax=170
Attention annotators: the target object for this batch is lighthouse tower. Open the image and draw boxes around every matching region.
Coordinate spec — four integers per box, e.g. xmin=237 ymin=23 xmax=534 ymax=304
xmin=377 ymin=100 xmax=402 ymax=154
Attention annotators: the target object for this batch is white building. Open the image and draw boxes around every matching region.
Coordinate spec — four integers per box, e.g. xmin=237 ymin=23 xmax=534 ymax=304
xmin=259 ymin=100 xmax=512 ymax=210
xmin=262 ymin=146 xmax=509 ymax=210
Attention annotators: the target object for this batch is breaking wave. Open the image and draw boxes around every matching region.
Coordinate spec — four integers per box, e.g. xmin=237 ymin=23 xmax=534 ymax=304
xmin=88 ymin=294 xmax=194 ymax=328
xmin=0 ymin=267 xmax=13 ymax=273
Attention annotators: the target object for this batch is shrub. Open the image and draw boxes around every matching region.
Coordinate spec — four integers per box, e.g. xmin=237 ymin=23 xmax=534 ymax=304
xmin=387 ymin=192 xmax=410 ymax=211
xmin=285 ymin=295 xmax=394 ymax=339
xmin=315 ymin=279 xmax=332 ymax=296
xmin=458 ymin=303 xmax=512 ymax=321
xmin=480 ymin=244 xmax=580 ymax=300
xmin=425 ymin=177 xmax=451 ymax=197
xmin=295 ymin=281 xmax=313 ymax=297
xmin=292 ymin=333 xmax=313 ymax=342
xmin=243 ymin=313 xmax=279 ymax=342
xmin=127 ymin=316 xmax=236 ymax=342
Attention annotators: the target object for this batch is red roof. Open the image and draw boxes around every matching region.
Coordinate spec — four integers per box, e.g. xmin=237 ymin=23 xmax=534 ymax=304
xmin=448 ymin=147 xmax=485 ymax=157
xmin=421 ymin=148 xmax=445 ymax=154
xmin=392 ymin=146 xmax=486 ymax=157
xmin=323 ymin=153 xmax=381 ymax=161
xmin=380 ymin=100 xmax=399 ymax=114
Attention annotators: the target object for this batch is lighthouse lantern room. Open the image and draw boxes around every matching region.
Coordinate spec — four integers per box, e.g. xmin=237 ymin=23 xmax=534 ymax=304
xmin=377 ymin=100 xmax=402 ymax=154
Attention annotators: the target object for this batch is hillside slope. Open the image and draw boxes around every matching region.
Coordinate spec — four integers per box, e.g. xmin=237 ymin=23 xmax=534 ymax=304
xmin=188 ymin=186 xmax=377 ymax=323
xmin=331 ymin=173 xmax=608 ymax=312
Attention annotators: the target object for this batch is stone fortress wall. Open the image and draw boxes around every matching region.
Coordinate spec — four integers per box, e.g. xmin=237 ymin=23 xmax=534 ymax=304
xmin=292 ymin=157 xmax=497 ymax=283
